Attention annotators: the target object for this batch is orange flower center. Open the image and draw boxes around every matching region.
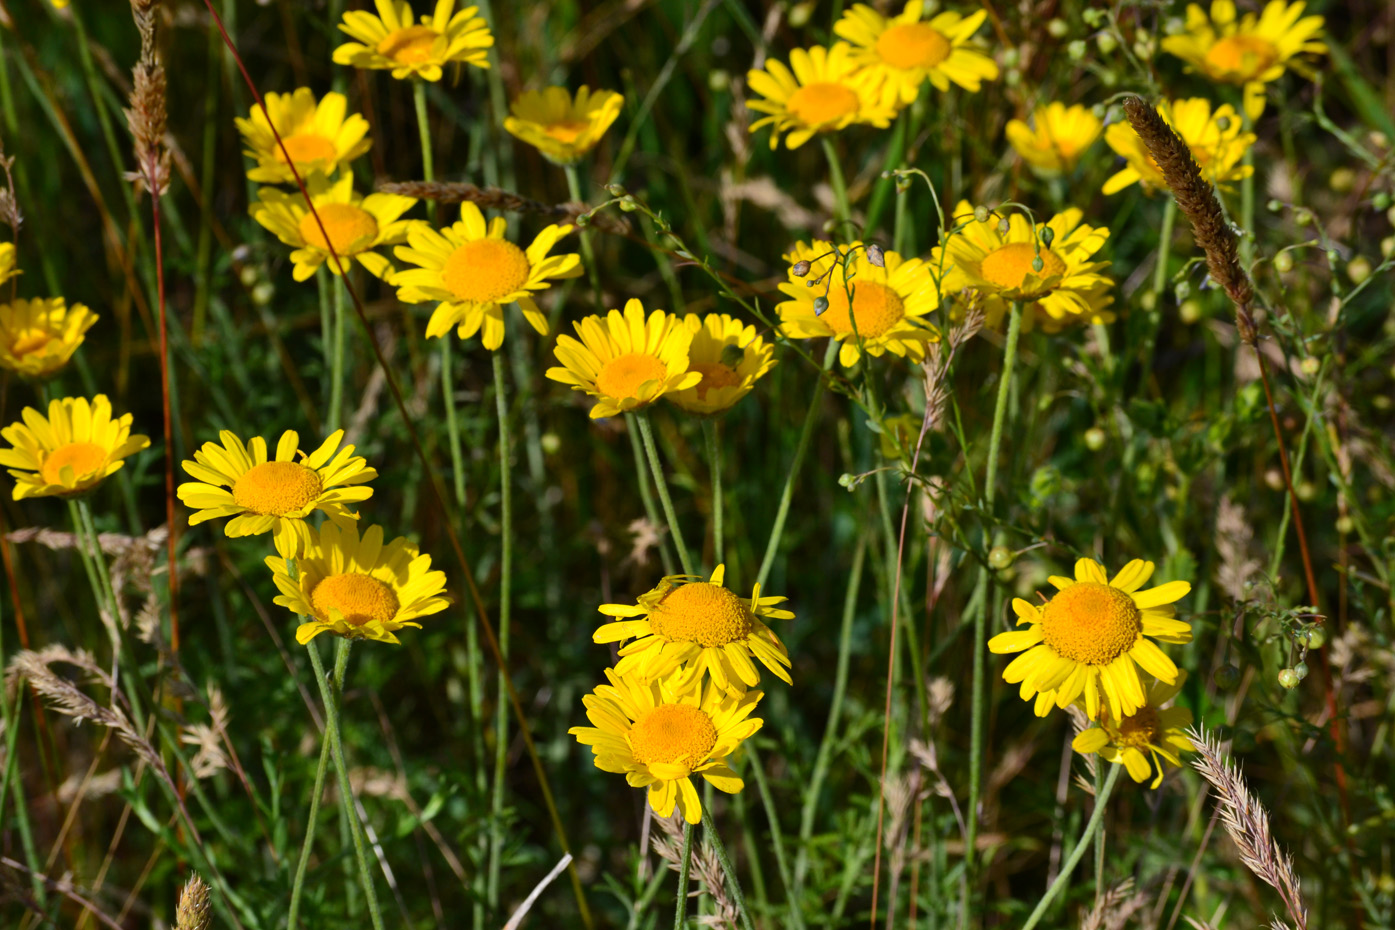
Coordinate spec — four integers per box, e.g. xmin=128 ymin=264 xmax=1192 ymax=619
xmin=690 ymin=362 xmax=742 ymax=399
xmin=10 ymin=328 xmax=54 ymax=358
xmin=1109 ymin=705 xmax=1162 ymax=748
xmin=311 ymin=572 xmax=400 ymax=627
xmin=544 ymin=120 xmax=593 ymax=144
xmin=650 ymin=582 xmax=753 ymax=648
xmin=297 ymin=203 xmax=379 ymax=256
xmin=441 ymin=239 xmax=531 ymax=304
xmin=39 ymin=441 xmax=107 ymax=486
xmin=231 ymin=461 xmax=323 ymax=515
xmin=1039 ymin=582 xmax=1141 ymax=666
xmin=276 ymin=133 xmax=339 ymax=166
xmin=628 ymin=703 xmax=718 ymax=770
xmin=821 ymin=281 xmax=905 ymax=338
xmin=979 ymin=242 xmax=1067 ymax=292
xmin=875 ymin=22 xmax=951 ymax=70
xmin=377 ymin=25 xmax=439 ymax=65
xmin=595 ymin=353 xmax=669 ymax=401
xmin=786 ymin=81 xmax=861 ymax=128
xmin=1203 ymin=34 xmax=1277 ymax=79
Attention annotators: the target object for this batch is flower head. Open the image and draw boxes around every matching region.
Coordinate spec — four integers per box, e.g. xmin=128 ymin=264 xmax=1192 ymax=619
xmin=0 ymin=395 xmax=149 ymax=500
xmin=333 ymin=0 xmax=494 ymax=82
xmin=989 ymin=557 xmax=1192 ymax=721
xmin=1103 ymin=98 xmax=1254 ymax=195
xmin=250 ymin=173 xmax=417 ymax=282
xmin=596 ymin=564 xmax=793 ymax=696
xmin=392 ymin=203 xmax=579 ymax=349
xmin=835 ymin=2 xmax=999 ymax=104
xmin=0 ymin=298 xmax=98 ymax=379
xmin=777 ymin=240 xmax=941 ymax=368
xmin=1161 ymin=0 xmax=1325 ymax=119
xmin=1005 ymin=103 xmax=1103 ymax=175
xmin=177 ymin=428 xmax=377 ymax=559
xmin=234 ymin=89 xmax=371 ymax=185
xmin=0 ymin=243 xmax=17 ymax=288
xmin=935 ymin=200 xmax=1114 ymax=332
xmin=746 ymin=43 xmax=898 ymax=150
xmin=266 ymin=521 xmax=450 ymax=645
xmin=546 ymin=299 xmax=702 ymax=419
xmin=569 ymin=668 xmax=762 ymax=824
xmin=667 ymin=314 xmax=776 ymax=416
xmin=1073 ymin=671 xmax=1195 ymax=788
xmin=503 ymin=86 xmax=624 ymax=165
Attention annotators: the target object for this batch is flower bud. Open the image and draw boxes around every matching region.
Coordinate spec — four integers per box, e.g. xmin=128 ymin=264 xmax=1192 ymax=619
xmin=1083 ymin=427 xmax=1107 ymax=451
xmin=1179 ymin=299 xmax=1202 ymax=324
xmin=973 ymin=205 xmax=990 ymax=223
xmin=865 ymin=243 xmax=885 ymax=267
xmin=605 ymin=183 xmax=627 ymax=197
xmin=791 ymin=260 xmax=812 ymax=277
xmin=987 ymin=546 xmax=1014 ymax=570
xmin=1040 ymin=226 xmax=1054 ymax=247
xmin=813 ymin=296 xmax=830 ymax=316
xmin=1292 ymin=661 xmax=1309 ymax=681
xmin=1273 ymin=251 xmax=1294 ymax=273
xmin=1348 ymin=255 xmax=1372 ymax=284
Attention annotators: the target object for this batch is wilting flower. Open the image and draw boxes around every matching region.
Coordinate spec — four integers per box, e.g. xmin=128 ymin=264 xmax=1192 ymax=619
xmin=1073 ymin=671 xmax=1195 ymax=788
xmin=503 ymin=86 xmax=624 ymax=165
xmin=333 ymin=0 xmax=494 ymax=82
xmin=1102 ymin=98 xmax=1254 ymax=195
xmin=234 ymin=88 xmax=371 ymax=185
xmin=667 ymin=314 xmax=776 ymax=416
xmin=0 ymin=298 xmax=98 ymax=379
xmin=0 ymin=395 xmax=149 ymax=500
xmin=835 ymin=2 xmax=999 ymax=104
xmin=1005 ymin=103 xmax=1103 ymax=175
xmin=747 ymin=43 xmax=898 ymax=150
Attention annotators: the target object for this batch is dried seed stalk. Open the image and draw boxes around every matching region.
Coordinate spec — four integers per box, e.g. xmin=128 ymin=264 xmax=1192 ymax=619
xmin=376 ymin=179 xmax=630 ymax=235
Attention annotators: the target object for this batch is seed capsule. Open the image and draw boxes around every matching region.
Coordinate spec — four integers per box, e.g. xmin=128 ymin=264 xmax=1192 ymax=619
xmin=792 ymin=260 xmax=812 ymax=277
xmin=865 ymin=243 xmax=885 ymax=267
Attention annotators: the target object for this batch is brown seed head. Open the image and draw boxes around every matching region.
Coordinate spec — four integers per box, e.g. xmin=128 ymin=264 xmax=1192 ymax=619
xmin=175 ymin=873 xmax=212 ymax=930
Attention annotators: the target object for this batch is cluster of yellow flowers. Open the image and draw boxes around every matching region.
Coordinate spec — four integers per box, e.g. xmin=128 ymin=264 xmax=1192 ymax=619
xmin=571 ymin=565 xmax=794 ymax=823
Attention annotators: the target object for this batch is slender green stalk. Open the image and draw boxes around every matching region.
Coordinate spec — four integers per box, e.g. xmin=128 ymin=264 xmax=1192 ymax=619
xmin=0 ymin=613 xmax=45 ymax=908
xmin=747 ymin=743 xmax=805 ymax=930
xmin=1240 ymin=108 xmax=1254 ymax=267
xmin=821 ymin=136 xmax=851 ymax=229
xmin=488 ymin=351 xmax=514 ymax=910
xmin=701 ymin=808 xmax=757 ymax=930
xmin=564 ymin=164 xmax=604 ymax=311
xmin=703 ymin=419 xmax=723 ymax=566
xmin=1020 ymin=765 xmax=1123 ymax=930
xmin=756 ymin=341 xmax=838 ymax=588
xmin=1093 ymin=762 xmax=1106 ymax=909
xmin=635 ymin=410 xmax=696 ymax=575
xmin=629 ymin=418 xmax=677 ymax=575
xmin=674 ymin=821 xmax=694 ymax=930
xmin=441 ymin=340 xmax=467 ymax=506
xmin=306 ymin=639 xmax=386 ymax=930
xmin=1136 ymin=198 xmax=1176 ymax=379
xmin=287 ymin=645 xmax=347 ymax=929
xmin=864 ymin=112 xmax=908 ymax=236
xmin=329 ymin=275 xmax=346 ymax=429
xmin=413 ymin=79 xmax=437 ymax=221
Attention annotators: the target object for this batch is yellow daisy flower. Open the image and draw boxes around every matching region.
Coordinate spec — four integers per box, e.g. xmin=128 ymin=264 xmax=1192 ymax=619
xmin=835 ymin=2 xmax=999 ymax=104
xmin=988 ymin=557 xmax=1193 ymax=721
xmin=569 ymin=667 xmax=763 ymax=824
xmin=266 ymin=521 xmax=450 ymax=645
xmin=1072 ymin=671 xmax=1195 ymax=788
xmin=1161 ymin=0 xmax=1325 ymax=120
xmin=391 ymin=203 xmax=580 ymax=349
xmin=595 ymin=564 xmax=793 ymax=696
xmin=777 ymin=240 xmax=941 ymax=368
xmin=1005 ymin=103 xmax=1103 ymax=175
xmin=0 ymin=395 xmax=149 ymax=500
xmin=234 ymin=88 xmax=372 ymax=186
xmin=1102 ymin=98 xmax=1255 ymax=195
xmin=0 ymin=298 xmax=98 ymax=379
xmin=503 ymin=86 xmax=625 ymax=166
xmin=250 ymin=173 xmax=417 ymax=283
xmin=177 ymin=428 xmax=377 ymax=559
xmin=333 ymin=0 xmax=494 ymax=82
xmin=935 ymin=200 xmax=1114 ymax=332
xmin=0 ymin=243 xmax=17 ymax=287
xmin=746 ymin=43 xmax=898 ymax=151
xmin=545 ymin=299 xmax=702 ymax=420
xmin=667 ymin=314 xmax=776 ymax=416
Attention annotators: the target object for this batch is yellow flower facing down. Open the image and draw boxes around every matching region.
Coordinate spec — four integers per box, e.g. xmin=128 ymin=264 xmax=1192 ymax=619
xmin=1103 ymin=98 xmax=1255 ymax=195
xmin=667 ymin=314 xmax=776 ymax=416
xmin=778 ymin=240 xmax=941 ymax=368
xmin=267 ymin=521 xmax=450 ymax=645
xmin=392 ymin=203 xmax=580 ymax=349
xmin=0 ymin=298 xmax=98 ymax=379
xmin=835 ymin=2 xmax=999 ymax=104
xmin=989 ymin=558 xmax=1192 ymax=721
xmin=746 ymin=43 xmax=898 ymax=151
xmin=334 ymin=0 xmax=493 ymax=82
xmin=595 ymin=564 xmax=793 ymax=696
xmin=0 ymin=243 xmax=17 ymax=288
xmin=0 ymin=395 xmax=148 ymax=500
xmin=1005 ymin=103 xmax=1103 ymax=175
xmin=546 ymin=299 xmax=702 ymax=419
xmin=570 ymin=668 xmax=763 ymax=824
xmin=1161 ymin=0 xmax=1325 ymax=120
xmin=177 ymin=428 xmax=377 ymax=559
xmin=935 ymin=200 xmax=1114 ymax=332
xmin=250 ymin=173 xmax=417 ymax=282
xmin=1073 ymin=671 xmax=1195 ymax=788
xmin=234 ymin=88 xmax=372 ymax=185
xmin=504 ymin=86 xmax=624 ymax=165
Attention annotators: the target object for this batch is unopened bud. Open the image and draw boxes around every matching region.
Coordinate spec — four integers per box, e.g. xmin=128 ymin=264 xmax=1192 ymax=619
xmin=618 ymin=197 xmax=639 ymax=212
xmin=997 ymin=216 xmax=1010 ymax=234
xmin=1031 ymin=255 xmax=1044 ymax=272
xmin=973 ymin=205 xmax=990 ymax=223
xmin=865 ymin=243 xmax=885 ymax=267
xmin=1083 ymin=427 xmax=1107 ymax=451
xmin=1348 ymin=255 xmax=1372 ymax=284
xmin=813 ymin=296 xmax=829 ymax=316
xmin=792 ymin=260 xmax=812 ymax=277
xmin=1277 ymin=668 xmax=1299 ymax=689
xmin=1299 ymin=356 xmax=1320 ymax=376
xmin=987 ymin=546 xmax=1014 ymax=570
xmin=605 ymin=183 xmax=627 ymax=197
xmin=1040 ymin=226 xmax=1054 ymax=247
xmin=1273 ymin=251 xmax=1294 ymax=273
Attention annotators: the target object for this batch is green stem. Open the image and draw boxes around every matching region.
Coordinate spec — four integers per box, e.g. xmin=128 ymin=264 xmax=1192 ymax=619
xmin=701 ymin=807 xmax=757 ymax=930
xmin=674 ymin=821 xmax=694 ymax=930
xmin=287 ymin=646 xmax=346 ymax=929
xmin=488 ymin=351 xmax=514 ymax=910
xmin=1240 ymin=108 xmax=1254 ymax=267
xmin=635 ymin=410 xmax=696 ymax=575
xmin=413 ymin=79 xmax=437 ymax=222
xmin=1137 ymin=198 xmax=1176 ymax=379
xmin=820 ymin=136 xmax=851 ymax=230
xmin=441 ymin=339 xmax=466 ymax=507
xmin=307 ymin=639 xmax=385 ymax=930
xmin=629 ymin=418 xmax=676 ymax=575
xmin=747 ymin=741 xmax=806 ymax=929
xmin=564 ymin=164 xmax=604 ymax=312
xmin=329 ymin=274 xmax=346 ymax=429
xmin=864 ymin=112 xmax=908 ymax=237
xmin=703 ymin=419 xmax=723 ymax=567
xmin=756 ymin=341 xmax=839 ymax=588
xmin=1020 ymin=765 xmax=1123 ymax=930
xmin=1093 ymin=762 xmax=1106 ymax=909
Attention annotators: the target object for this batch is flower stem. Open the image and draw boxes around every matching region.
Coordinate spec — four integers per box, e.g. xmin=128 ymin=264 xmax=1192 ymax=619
xmin=701 ymin=807 xmax=757 ymax=930
xmin=287 ymin=650 xmax=343 ymax=929
xmin=564 ymin=163 xmax=604 ymax=312
xmin=1136 ymin=197 xmax=1176 ymax=380
xmin=1020 ymin=765 xmax=1123 ymax=930
xmin=488 ymin=350 xmax=514 ymax=910
xmin=820 ymin=136 xmax=851 ymax=231
xmin=674 ymin=820 xmax=694 ymax=930
xmin=306 ymin=637 xmax=386 ymax=930
xmin=702 ymin=419 xmax=723 ymax=567
xmin=329 ymin=274 xmax=346 ymax=429
xmin=441 ymin=339 xmax=467 ymax=507
xmin=413 ymin=79 xmax=436 ymax=222
xmin=635 ymin=409 xmax=696 ymax=575
xmin=628 ymin=417 xmax=676 ymax=575
xmin=746 ymin=741 xmax=806 ymax=930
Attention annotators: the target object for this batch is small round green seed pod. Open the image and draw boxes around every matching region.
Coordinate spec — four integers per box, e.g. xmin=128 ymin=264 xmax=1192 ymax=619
xmin=1277 ymin=668 xmax=1300 ymax=689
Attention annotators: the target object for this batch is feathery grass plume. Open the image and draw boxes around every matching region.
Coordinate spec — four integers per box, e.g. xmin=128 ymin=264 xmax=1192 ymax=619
xmin=650 ymin=810 xmax=739 ymax=929
xmin=1080 ymin=877 xmax=1146 ymax=930
xmin=1215 ymin=495 xmax=1261 ymax=602
xmin=1187 ymin=726 xmax=1308 ymax=929
xmin=1121 ymin=96 xmax=1254 ymax=340
xmin=175 ymin=873 xmax=212 ymax=930
xmin=375 ymin=179 xmax=631 ymax=235
xmin=124 ymin=0 xmax=170 ymax=198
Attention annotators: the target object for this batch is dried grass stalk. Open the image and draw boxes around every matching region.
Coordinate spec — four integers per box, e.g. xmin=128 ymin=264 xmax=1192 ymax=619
xmin=1080 ymin=877 xmax=1146 ymax=930
xmin=125 ymin=0 xmax=170 ymax=198
xmin=650 ymin=810 xmax=739 ymax=929
xmin=376 ymin=179 xmax=630 ymax=235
